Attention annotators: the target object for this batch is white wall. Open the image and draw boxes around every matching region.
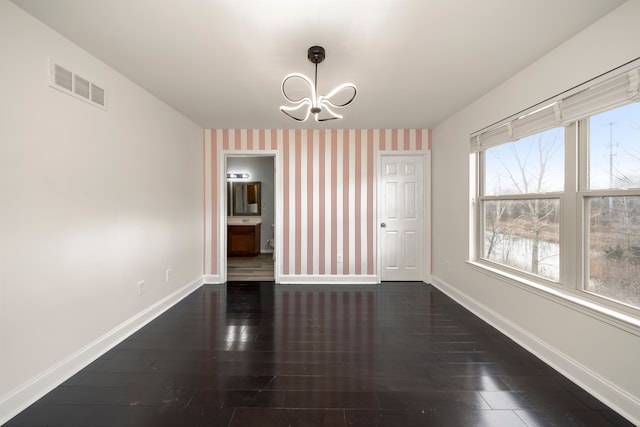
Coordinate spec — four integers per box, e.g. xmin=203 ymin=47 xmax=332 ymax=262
xmin=0 ymin=1 xmax=203 ymax=421
xmin=431 ymin=1 xmax=640 ymax=423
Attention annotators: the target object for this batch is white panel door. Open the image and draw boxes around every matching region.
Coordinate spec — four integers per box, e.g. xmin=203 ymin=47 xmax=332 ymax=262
xmin=379 ymin=155 xmax=425 ymax=281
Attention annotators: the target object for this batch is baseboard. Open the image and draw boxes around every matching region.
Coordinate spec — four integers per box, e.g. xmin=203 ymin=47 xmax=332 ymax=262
xmin=278 ymin=274 xmax=378 ymax=284
xmin=431 ymin=275 xmax=640 ymax=425
xmin=0 ymin=276 xmax=204 ymax=425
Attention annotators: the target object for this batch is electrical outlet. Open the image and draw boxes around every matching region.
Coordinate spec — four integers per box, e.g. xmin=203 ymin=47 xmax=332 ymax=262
xmin=165 ymin=268 xmax=172 ymax=282
xmin=136 ymin=280 xmax=145 ymax=295
xmin=337 ymin=254 xmax=343 ymax=263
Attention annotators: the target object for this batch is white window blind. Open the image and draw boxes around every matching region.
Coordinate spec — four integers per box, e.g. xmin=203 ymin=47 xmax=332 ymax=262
xmin=559 ymin=68 xmax=639 ymax=125
xmin=470 ymin=58 xmax=640 ymax=153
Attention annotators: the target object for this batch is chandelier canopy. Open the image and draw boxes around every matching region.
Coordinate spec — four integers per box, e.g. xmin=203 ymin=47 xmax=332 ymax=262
xmin=280 ymin=46 xmax=357 ymax=122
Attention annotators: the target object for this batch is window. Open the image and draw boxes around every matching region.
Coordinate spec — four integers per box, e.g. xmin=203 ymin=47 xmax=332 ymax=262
xmin=481 ymin=129 xmax=563 ymax=281
xmin=584 ymin=103 xmax=640 ymax=309
xmin=588 ymin=103 xmax=640 ymax=190
xmin=471 ymin=60 xmax=640 ymax=313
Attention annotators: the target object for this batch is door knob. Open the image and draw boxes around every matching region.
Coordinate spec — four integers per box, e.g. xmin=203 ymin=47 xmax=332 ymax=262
xmin=380 ymin=223 xmax=386 ymax=228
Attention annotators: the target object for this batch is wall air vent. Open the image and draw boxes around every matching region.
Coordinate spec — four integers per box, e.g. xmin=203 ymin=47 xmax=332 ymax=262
xmin=91 ymin=83 xmax=105 ymax=105
xmin=54 ymin=64 xmax=72 ymax=91
xmin=73 ymin=74 xmax=90 ymax=99
xmin=49 ymin=58 xmax=107 ymax=109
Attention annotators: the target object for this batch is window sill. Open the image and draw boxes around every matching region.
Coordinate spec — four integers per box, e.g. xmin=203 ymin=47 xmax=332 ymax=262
xmin=467 ymin=260 xmax=640 ymax=336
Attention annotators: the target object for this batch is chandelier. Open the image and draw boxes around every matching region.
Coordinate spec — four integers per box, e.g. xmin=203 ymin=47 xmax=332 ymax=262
xmin=280 ymin=46 xmax=357 ymax=122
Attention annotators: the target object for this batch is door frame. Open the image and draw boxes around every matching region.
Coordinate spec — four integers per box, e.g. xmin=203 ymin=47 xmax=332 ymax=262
xmin=376 ymin=151 xmax=431 ymax=283
xmin=218 ymin=150 xmax=281 ymax=283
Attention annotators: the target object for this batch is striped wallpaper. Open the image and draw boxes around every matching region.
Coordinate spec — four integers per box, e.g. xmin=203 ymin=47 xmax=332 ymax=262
xmin=204 ymin=129 xmax=431 ymax=283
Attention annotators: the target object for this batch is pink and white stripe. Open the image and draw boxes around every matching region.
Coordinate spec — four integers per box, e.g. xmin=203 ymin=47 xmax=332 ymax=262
xmin=204 ymin=128 xmax=430 ymax=280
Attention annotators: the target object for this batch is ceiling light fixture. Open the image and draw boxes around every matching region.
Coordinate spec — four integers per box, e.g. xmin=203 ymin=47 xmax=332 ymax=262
xmin=280 ymin=46 xmax=357 ymax=122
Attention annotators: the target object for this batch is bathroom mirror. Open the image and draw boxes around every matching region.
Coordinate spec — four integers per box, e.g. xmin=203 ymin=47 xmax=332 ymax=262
xmin=228 ymin=181 xmax=261 ymax=216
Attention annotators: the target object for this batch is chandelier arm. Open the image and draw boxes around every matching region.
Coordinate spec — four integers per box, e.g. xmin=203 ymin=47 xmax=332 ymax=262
xmin=281 ymin=74 xmax=315 ymax=104
xmin=283 ymin=111 xmax=307 ymax=122
xmin=321 ymin=83 xmax=357 ymax=108
xmin=280 ymin=99 xmax=312 ymax=122
xmin=315 ymin=102 xmax=342 ymax=121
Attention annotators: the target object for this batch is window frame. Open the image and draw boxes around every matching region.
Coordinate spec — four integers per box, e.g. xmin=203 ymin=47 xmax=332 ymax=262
xmin=470 ymin=60 xmax=640 ymax=326
xmin=579 ymin=116 xmax=640 ymax=310
xmin=478 ymin=191 xmax=564 ymax=284
xmin=476 ymin=124 xmax=570 ymax=285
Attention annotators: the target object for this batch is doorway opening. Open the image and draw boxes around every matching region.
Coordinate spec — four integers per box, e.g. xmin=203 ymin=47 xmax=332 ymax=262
xmin=225 ymin=154 xmax=277 ymax=282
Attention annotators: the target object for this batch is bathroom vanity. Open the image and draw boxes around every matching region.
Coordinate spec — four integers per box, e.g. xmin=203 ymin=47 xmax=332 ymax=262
xmin=227 ymin=180 xmax=263 ymax=256
xmin=227 ymin=218 xmax=262 ymax=256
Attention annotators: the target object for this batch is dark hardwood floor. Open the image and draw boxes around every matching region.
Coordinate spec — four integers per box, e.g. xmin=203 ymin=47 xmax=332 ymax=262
xmin=4 ymin=282 xmax=632 ymax=426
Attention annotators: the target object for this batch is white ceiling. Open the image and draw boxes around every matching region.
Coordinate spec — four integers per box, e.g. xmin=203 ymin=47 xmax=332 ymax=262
xmin=11 ymin=0 xmax=627 ymax=130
